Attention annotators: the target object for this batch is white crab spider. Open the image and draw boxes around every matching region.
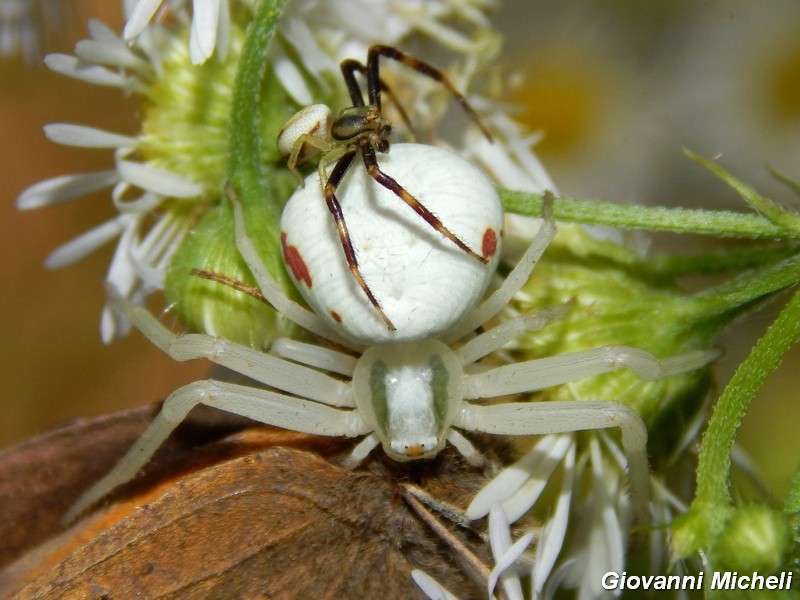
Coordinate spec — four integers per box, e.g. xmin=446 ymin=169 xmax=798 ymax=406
xmin=65 ymin=157 xmax=716 ymax=524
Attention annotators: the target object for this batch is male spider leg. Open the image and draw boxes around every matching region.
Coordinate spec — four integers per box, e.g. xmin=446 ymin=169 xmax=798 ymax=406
xmin=340 ymin=58 xmax=418 ymax=139
xmin=191 ymin=268 xmax=267 ymax=302
xmin=339 ymin=58 xmax=367 ymax=107
xmin=367 ymin=45 xmax=494 ymax=141
xmin=325 ymin=149 xmax=397 ymax=331
xmin=64 ymin=380 xmax=369 ymax=522
xmin=358 ymin=140 xmax=488 ymax=264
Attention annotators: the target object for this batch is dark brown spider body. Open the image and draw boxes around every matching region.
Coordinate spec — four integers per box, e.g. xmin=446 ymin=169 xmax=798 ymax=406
xmin=278 ymin=45 xmax=494 ymax=331
xmin=331 ymin=105 xmax=390 ymax=144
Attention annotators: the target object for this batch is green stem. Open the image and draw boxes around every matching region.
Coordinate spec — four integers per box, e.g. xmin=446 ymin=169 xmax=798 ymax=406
xmin=644 ymin=245 xmax=797 ymax=278
xmin=227 ymin=0 xmax=289 ymax=285
xmin=694 ymin=288 xmax=800 ymax=510
xmin=784 ymin=460 xmax=800 ymax=516
xmin=500 ymin=189 xmax=800 ymax=240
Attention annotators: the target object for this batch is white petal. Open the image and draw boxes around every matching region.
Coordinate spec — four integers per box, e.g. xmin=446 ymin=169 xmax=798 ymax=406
xmin=189 ymin=0 xmax=220 ymax=64
xmin=279 ymin=18 xmax=335 ymax=86
xmin=124 ymin=0 xmax=163 ymax=40
xmin=116 ymin=159 xmax=202 ymax=197
xmin=101 ymin=304 xmax=129 ymax=343
xmin=493 ymin=534 xmax=535 ymax=600
xmin=467 ymin=434 xmax=567 ymax=520
xmin=533 ymin=443 xmax=575 ymax=596
xmin=488 ymin=505 xmax=531 ymax=600
xmin=502 ymin=435 xmax=573 ymax=523
xmin=101 ymin=222 xmax=146 ymax=341
xmin=411 ymin=570 xmax=460 ymax=600
xmin=87 ymin=19 xmax=122 ymax=45
xmin=44 ymin=53 xmax=141 ymax=90
xmin=44 ymin=216 xmax=128 ymax=269
xmin=214 ymin=0 xmax=230 ymax=61
xmin=270 ymin=45 xmax=313 ymax=105
xmin=76 ymin=38 xmax=151 ymax=73
xmin=112 ymin=182 xmax=164 ymax=213
xmin=17 ymin=171 xmax=119 ymax=209
xmin=44 ymin=123 xmax=137 ymax=149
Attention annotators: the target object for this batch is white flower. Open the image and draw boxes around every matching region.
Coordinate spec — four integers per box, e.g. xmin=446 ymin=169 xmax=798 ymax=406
xmin=124 ymin=0 xmax=232 ymax=64
xmin=18 ymin=18 xmax=203 ymax=341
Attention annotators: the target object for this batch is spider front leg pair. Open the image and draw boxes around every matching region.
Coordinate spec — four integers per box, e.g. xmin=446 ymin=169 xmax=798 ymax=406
xmin=277 ymin=45 xmax=495 ymax=331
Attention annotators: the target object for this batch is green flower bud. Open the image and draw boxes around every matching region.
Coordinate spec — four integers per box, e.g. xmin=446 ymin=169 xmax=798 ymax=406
xmin=709 ymin=504 xmax=792 ymax=573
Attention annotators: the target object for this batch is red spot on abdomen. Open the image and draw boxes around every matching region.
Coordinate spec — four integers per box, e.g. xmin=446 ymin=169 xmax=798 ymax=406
xmin=330 ymin=310 xmax=342 ymax=323
xmin=281 ymin=232 xmax=312 ymax=287
xmin=481 ymin=227 xmax=497 ymax=258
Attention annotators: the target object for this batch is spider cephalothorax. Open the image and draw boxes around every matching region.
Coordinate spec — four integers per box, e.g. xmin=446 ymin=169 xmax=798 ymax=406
xmin=277 ymin=45 xmax=494 ymax=330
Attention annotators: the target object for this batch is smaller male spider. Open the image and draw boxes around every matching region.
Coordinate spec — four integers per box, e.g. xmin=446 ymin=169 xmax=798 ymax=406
xmin=277 ymin=45 xmax=494 ymax=331
xmin=65 ymin=191 xmax=717 ymax=525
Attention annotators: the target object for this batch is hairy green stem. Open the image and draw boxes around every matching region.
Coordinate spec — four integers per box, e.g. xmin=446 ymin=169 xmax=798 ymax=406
xmin=227 ymin=0 xmax=289 ymax=285
xmin=695 ymin=288 xmax=800 ymax=509
xmin=500 ymin=189 xmax=800 ymax=240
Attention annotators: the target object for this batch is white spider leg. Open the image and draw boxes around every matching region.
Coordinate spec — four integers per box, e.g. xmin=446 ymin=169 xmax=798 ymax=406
xmin=341 ymin=433 xmax=381 ymax=469
xmin=455 ymin=304 xmax=569 ymax=367
xmin=229 ymin=186 xmax=357 ymax=348
xmin=443 ymin=201 xmax=556 ymax=343
xmin=445 ymin=429 xmax=483 ymax=465
xmin=464 ymin=346 xmax=719 ymax=399
xmin=65 ymin=379 xmax=370 ymax=522
xmin=107 ymin=285 xmax=353 ymax=407
xmin=454 ymin=400 xmax=650 ymax=524
xmin=271 ymin=337 xmax=357 ymax=376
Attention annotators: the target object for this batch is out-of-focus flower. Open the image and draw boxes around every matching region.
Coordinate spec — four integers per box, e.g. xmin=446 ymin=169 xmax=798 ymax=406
xmin=0 ymin=0 xmax=67 ymax=62
xmin=658 ymin=1 xmax=800 ymax=189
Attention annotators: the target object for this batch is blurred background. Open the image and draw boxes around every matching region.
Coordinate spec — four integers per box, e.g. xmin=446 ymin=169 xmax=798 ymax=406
xmin=2 ymin=0 xmax=799 ymax=496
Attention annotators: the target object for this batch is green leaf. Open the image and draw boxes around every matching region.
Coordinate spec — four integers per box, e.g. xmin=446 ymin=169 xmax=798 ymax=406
xmin=687 ymin=150 xmax=800 ymax=235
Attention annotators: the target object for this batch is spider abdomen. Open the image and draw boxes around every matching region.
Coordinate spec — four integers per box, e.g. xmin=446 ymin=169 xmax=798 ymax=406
xmin=280 ymin=143 xmax=503 ymax=344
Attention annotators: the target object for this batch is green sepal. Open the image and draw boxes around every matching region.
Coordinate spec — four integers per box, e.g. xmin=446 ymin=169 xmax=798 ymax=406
xmin=164 ymin=199 xmax=294 ymax=349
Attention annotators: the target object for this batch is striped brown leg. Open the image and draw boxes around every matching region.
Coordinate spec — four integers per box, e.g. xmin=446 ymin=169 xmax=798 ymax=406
xmin=359 ymin=140 xmax=488 ymax=264
xmin=341 ymin=58 xmax=419 ymax=140
xmin=367 ymin=45 xmax=494 ymax=141
xmin=325 ymin=150 xmax=396 ymax=330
